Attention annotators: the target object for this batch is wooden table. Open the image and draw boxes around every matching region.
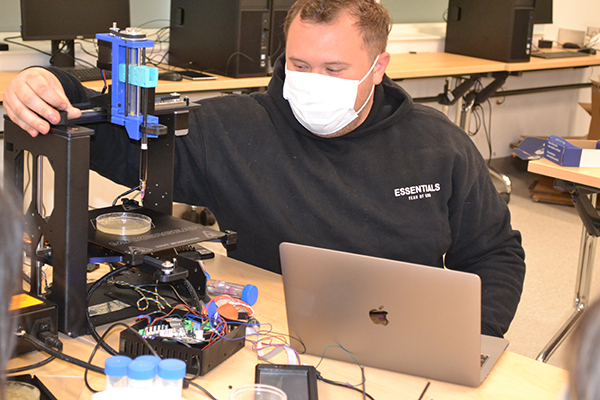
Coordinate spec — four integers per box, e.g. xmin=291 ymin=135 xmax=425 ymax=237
xmin=529 ymin=158 xmax=600 ymax=188
xmin=529 ymin=159 xmax=600 ymax=362
xmin=8 ymin=254 xmax=568 ymax=400
xmin=2 ymin=51 xmax=600 ymax=102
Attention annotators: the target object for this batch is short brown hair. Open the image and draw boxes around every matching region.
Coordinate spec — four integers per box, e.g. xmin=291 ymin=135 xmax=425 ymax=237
xmin=283 ymin=0 xmax=391 ymax=58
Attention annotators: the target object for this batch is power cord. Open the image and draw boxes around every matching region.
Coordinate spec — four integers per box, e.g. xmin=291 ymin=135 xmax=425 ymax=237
xmin=84 ymin=321 xmax=158 ymax=393
xmin=83 ymin=321 xmax=218 ymax=400
xmin=6 ymin=355 xmax=56 ymax=374
xmin=186 ymin=381 xmax=219 ymax=400
xmin=315 ymin=369 xmax=374 ymax=400
xmin=15 ymin=331 xmax=104 ymax=374
xmin=84 ymin=268 xmax=217 ymax=399
xmin=86 ymin=264 xmax=129 ymax=355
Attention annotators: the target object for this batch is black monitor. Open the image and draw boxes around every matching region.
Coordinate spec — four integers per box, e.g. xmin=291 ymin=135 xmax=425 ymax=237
xmin=533 ymin=0 xmax=553 ymax=24
xmin=20 ymin=0 xmax=130 ymax=68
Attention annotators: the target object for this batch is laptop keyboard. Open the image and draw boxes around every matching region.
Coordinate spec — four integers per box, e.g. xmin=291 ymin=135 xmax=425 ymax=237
xmin=531 ymin=51 xmax=590 ymax=59
xmin=62 ymin=67 xmax=111 ymax=82
xmin=480 ymin=353 xmax=490 ymax=368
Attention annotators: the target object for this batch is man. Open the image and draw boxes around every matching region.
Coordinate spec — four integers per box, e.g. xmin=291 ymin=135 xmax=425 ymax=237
xmin=3 ymin=0 xmax=525 ymax=337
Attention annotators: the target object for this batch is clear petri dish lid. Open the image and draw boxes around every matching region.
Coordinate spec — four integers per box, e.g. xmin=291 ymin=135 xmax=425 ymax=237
xmin=96 ymin=212 xmax=152 ymax=236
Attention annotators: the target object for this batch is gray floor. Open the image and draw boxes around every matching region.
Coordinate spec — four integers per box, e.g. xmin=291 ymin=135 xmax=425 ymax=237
xmin=490 ymin=157 xmax=600 ymax=370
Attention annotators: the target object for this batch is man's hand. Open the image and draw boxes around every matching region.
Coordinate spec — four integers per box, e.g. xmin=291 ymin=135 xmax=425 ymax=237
xmin=3 ymin=68 xmax=81 ymax=137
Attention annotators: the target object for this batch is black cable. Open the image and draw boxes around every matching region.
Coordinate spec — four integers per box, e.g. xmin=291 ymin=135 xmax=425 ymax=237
xmin=6 ymin=355 xmax=56 ymax=374
xmin=476 ymin=99 xmax=494 ymax=165
xmin=112 ymin=186 xmax=140 ymax=206
xmin=316 ymin=371 xmax=375 ymax=400
xmin=84 ymin=321 xmax=158 ymax=393
xmin=184 ymin=355 xmax=202 ymax=382
xmin=86 ymin=263 xmax=203 ymax=354
xmin=49 ymin=39 xmax=97 ymax=69
xmin=3 ymin=36 xmax=51 ymax=56
xmin=224 ymin=52 xmax=253 ymax=76
xmin=74 ymin=41 xmax=99 ymax=65
xmin=138 ymin=19 xmax=171 ymax=29
xmin=19 ymin=332 xmax=104 ymax=374
xmin=186 ymin=380 xmax=219 ymax=400
xmin=469 ymin=106 xmax=482 ymax=136
xmin=165 ymin=284 xmax=192 ymax=307
xmin=182 ymin=278 xmax=203 ymax=313
xmin=86 ymin=264 xmax=129 ymax=355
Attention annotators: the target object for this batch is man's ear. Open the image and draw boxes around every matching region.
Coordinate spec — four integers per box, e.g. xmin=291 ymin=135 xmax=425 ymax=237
xmin=373 ymin=52 xmax=391 ymax=85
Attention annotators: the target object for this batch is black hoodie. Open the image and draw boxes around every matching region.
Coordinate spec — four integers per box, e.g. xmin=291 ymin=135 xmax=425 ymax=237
xmin=50 ymin=56 xmax=525 ymax=337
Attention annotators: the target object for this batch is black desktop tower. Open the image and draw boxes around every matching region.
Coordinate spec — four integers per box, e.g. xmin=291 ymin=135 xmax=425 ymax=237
xmin=169 ymin=0 xmax=271 ymax=78
xmin=445 ymin=0 xmax=536 ymax=63
xmin=269 ymin=0 xmax=295 ymax=66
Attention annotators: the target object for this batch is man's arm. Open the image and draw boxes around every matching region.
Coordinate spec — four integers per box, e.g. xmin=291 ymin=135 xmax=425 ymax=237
xmin=3 ymin=67 xmax=82 ymax=137
xmin=446 ymin=160 xmax=526 ymax=337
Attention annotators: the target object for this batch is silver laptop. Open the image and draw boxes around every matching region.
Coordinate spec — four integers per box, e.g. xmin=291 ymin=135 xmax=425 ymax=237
xmin=279 ymin=242 xmax=508 ymax=387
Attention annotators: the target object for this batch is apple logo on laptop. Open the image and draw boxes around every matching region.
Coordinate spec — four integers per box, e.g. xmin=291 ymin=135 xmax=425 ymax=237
xmin=369 ymin=306 xmax=389 ymax=326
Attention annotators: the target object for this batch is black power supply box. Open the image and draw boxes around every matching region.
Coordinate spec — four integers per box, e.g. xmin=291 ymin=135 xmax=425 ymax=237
xmin=119 ymin=318 xmax=246 ymax=375
xmin=10 ymin=293 xmax=58 ymax=356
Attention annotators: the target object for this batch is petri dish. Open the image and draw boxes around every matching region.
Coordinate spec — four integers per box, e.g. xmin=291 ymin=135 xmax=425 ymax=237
xmin=6 ymin=381 xmax=40 ymax=400
xmin=96 ymin=212 xmax=152 ymax=236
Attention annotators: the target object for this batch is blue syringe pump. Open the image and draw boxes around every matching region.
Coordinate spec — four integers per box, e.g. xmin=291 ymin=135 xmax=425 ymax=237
xmin=96 ymin=24 xmax=166 ymax=198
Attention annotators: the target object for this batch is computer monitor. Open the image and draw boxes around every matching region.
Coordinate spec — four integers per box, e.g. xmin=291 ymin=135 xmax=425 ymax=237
xmin=533 ymin=0 xmax=553 ymax=24
xmin=20 ymin=0 xmax=130 ymax=68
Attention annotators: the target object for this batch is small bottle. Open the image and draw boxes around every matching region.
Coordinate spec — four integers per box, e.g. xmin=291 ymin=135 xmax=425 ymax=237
xmin=135 ymin=355 xmax=161 ymax=387
xmin=104 ymin=355 xmax=131 ymax=390
xmin=157 ymin=359 xmax=186 ymax=397
xmin=207 ymin=279 xmax=259 ymax=305
xmin=127 ymin=358 xmax=157 ymax=390
xmin=136 ymin=355 xmax=162 ymax=367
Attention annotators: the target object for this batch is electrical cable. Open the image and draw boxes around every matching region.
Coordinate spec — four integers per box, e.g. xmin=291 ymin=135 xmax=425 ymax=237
xmin=74 ymin=41 xmax=99 ymax=65
xmin=85 ymin=264 xmax=129 ymax=355
xmin=84 ymin=321 xmax=158 ymax=393
xmin=125 ymin=283 xmax=192 ymax=309
xmin=312 ymin=344 xmax=371 ymax=398
xmin=6 ymin=355 xmax=56 ymax=374
xmin=3 ymin=35 xmax=52 ymax=56
xmin=48 ymin=39 xmax=98 ymax=69
xmin=184 ymin=355 xmax=202 ymax=382
xmin=476 ymin=99 xmax=494 ymax=165
xmin=165 ymin=283 xmax=194 ymax=307
xmin=138 ymin=19 xmax=170 ymax=29
xmin=182 ymin=278 xmax=204 ymax=313
xmin=222 ymin=52 xmax=254 ymax=76
xmin=112 ymin=186 xmax=140 ymax=206
xmin=87 ymin=263 xmax=204 ymax=354
xmin=180 ymin=355 xmax=220 ymax=400
xmin=18 ymin=332 xmax=104 ymax=374
xmin=186 ymin=380 xmax=219 ymax=400
xmin=486 ymin=98 xmax=494 ymax=164
xmin=316 ymin=370 xmax=375 ymax=400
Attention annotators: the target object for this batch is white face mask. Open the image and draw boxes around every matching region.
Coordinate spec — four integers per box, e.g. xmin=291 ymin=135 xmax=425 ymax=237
xmin=283 ymin=56 xmax=379 ymax=136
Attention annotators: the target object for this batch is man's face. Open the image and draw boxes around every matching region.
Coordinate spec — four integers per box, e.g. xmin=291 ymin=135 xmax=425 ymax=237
xmin=285 ymin=12 xmax=389 ymax=137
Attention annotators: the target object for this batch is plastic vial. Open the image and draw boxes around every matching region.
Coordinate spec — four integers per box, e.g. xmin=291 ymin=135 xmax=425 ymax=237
xmin=206 ymin=279 xmax=259 ymax=305
xmin=127 ymin=358 xmax=157 ymax=390
xmin=135 ymin=355 xmax=162 ymax=368
xmin=135 ymin=355 xmax=161 ymax=387
xmin=104 ymin=355 xmax=131 ymax=390
xmin=157 ymin=359 xmax=186 ymax=397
